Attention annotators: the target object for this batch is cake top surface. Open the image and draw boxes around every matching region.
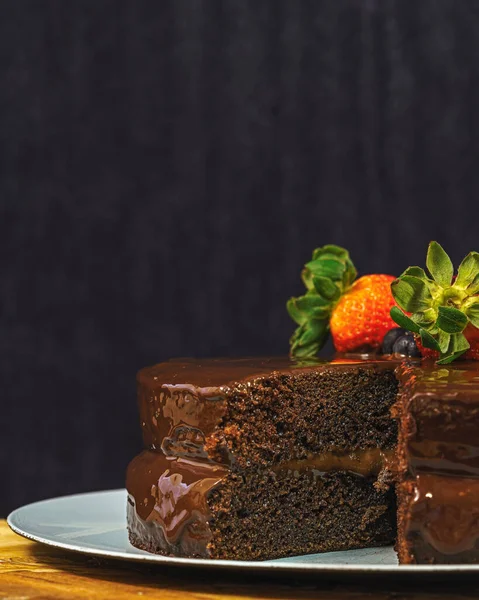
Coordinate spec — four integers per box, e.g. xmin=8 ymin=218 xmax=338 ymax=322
xmin=398 ymin=360 xmax=479 ymax=404
xmin=138 ymin=355 xmax=401 ymax=390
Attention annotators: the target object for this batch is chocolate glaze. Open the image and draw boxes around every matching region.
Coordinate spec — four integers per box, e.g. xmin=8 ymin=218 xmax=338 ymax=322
xmin=397 ymin=361 xmax=479 ymax=478
xmin=127 ymin=450 xmax=228 ymax=557
xmin=396 ymin=360 xmax=479 ymax=563
xmin=137 ymin=355 xmax=400 ymax=452
xmin=407 ymin=440 xmax=479 ymax=478
xmin=138 ymin=355 xmax=398 ymax=389
xmin=405 ymin=474 xmax=479 ymax=560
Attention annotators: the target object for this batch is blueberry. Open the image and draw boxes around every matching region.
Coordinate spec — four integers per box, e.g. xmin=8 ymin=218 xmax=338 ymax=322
xmin=382 ymin=328 xmax=408 ymax=354
xmin=392 ymin=334 xmax=421 ymax=357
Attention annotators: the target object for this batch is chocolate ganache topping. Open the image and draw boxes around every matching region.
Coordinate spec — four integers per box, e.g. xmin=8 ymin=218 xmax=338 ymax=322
xmin=396 ymin=361 xmax=479 ymax=560
xmin=407 ymin=474 xmax=479 ymax=558
xmin=397 ymin=361 xmax=479 ymax=479
xmin=137 ymin=356 xmax=399 ymax=454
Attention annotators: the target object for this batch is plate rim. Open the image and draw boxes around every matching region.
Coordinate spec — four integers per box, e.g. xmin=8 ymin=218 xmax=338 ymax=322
xmin=7 ymin=488 xmax=479 ymax=574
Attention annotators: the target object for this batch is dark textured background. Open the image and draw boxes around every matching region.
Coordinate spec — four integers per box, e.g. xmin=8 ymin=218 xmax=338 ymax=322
xmin=2 ymin=0 xmax=479 ymax=516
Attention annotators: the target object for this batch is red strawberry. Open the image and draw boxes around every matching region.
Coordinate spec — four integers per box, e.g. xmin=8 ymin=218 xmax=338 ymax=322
xmin=329 ymin=274 xmax=397 ymax=352
xmin=287 ymin=245 xmax=396 ymax=356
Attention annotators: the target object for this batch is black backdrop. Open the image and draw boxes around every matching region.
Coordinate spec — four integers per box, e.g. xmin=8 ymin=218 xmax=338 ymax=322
xmin=2 ymin=0 xmax=479 ymax=516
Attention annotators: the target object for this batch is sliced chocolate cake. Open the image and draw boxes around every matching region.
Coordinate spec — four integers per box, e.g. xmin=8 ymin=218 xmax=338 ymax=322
xmin=127 ymin=242 xmax=479 ymax=563
xmin=394 ymin=361 xmax=479 ymax=564
xmin=126 ymin=356 xmax=399 ymax=560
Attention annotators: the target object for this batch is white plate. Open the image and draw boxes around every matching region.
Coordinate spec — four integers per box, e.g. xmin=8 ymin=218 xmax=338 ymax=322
xmin=7 ymin=489 xmax=479 ymax=576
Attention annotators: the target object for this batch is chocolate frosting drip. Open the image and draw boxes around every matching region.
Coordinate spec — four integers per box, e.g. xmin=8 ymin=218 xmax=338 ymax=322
xmin=137 ymin=379 xmax=227 ymax=458
xmin=127 ymin=451 xmax=228 ymax=557
xmin=407 ymin=474 xmax=479 ymax=557
xmin=397 ymin=361 xmax=479 ymax=479
xmin=396 ymin=360 xmax=479 ymax=561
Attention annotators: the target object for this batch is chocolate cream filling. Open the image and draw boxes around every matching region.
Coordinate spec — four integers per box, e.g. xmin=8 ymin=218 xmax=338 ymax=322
xmin=273 ymin=448 xmax=395 ymax=478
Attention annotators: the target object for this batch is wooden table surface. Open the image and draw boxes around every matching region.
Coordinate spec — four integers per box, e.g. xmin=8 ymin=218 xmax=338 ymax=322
xmin=1 ymin=519 xmax=479 ymax=600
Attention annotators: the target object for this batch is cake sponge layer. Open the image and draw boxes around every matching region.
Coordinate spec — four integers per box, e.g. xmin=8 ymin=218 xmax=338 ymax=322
xmin=127 ymin=450 xmax=395 ymax=560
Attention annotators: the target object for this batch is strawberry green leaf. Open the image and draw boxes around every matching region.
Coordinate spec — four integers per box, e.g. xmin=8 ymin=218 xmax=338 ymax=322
xmin=401 ymin=266 xmax=430 ymax=281
xmin=305 ymin=257 xmax=345 ymax=281
xmin=390 ymin=306 xmax=421 ymax=334
xmin=289 ymin=335 xmax=321 ymax=358
xmin=300 ymin=268 xmax=315 ymax=291
xmin=289 ymin=320 xmax=329 ymax=357
xmin=419 ymin=328 xmax=442 ymax=353
xmin=467 ymin=273 xmax=479 ymax=295
xmin=426 ymin=241 xmax=454 ymax=287
xmin=342 ymin=263 xmax=358 ymax=288
xmin=288 ymin=294 xmax=330 ymax=322
xmin=411 ymin=308 xmax=437 ymax=327
xmin=291 ymin=344 xmax=321 ymax=358
xmin=455 ymin=252 xmax=479 ymax=289
xmin=296 ymin=292 xmax=330 ymax=310
xmin=437 ymin=330 xmax=451 ymax=353
xmin=313 ymin=245 xmax=348 ymax=260
xmin=436 ymin=332 xmax=470 ymax=364
xmin=287 ymin=296 xmax=329 ymax=325
xmin=287 ymin=298 xmax=308 ymax=326
xmin=436 ymin=306 xmax=468 ymax=333
xmin=298 ymin=319 xmax=328 ymax=346
xmin=466 ymin=302 xmax=479 ymax=329
xmin=313 ymin=276 xmax=341 ymax=301
xmin=310 ymin=246 xmax=357 ymax=288
xmin=391 ymin=275 xmax=433 ymax=312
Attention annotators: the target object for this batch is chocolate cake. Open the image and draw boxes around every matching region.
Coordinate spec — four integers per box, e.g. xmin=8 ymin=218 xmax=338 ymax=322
xmin=125 ymin=243 xmax=479 ymax=562
xmin=394 ymin=361 xmax=479 ymax=564
xmin=126 ymin=356 xmax=400 ymax=560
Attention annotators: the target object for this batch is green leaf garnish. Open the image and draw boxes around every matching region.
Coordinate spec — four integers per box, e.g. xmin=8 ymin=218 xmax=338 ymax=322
xmin=436 ymin=306 xmax=468 ymax=333
xmin=313 ymin=245 xmax=349 ymax=260
xmin=289 ymin=321 xmax=327 ymax=358
xmin=411 ymin=308 xmax=437 ymax=327
xmin=436 ymin=333 xmax=470 ymax=364
xmin=287 ymin=294 xmax=330 ymax=325
xmin=467 ymin=273 xmax=479 ymax=295
xmin=305 ymin=257 xmax=348 ymax=281
xmin=313 ymin=276 xmax=341 ymax=301
xmin=391 ymin=241 xmax=479 ymax=364
xmin=287 ymin=244 xmax=357 ymax=358
xmin=466 ymin=302 xmax=479 ymax=329
xmin=401 ymin=266 xmax=431 ymax=281
xmin=426 ymin=241 xmax=454 ymax=287
xmin=437 ymin=330 xmax=451 ymax=353
xmin=419 ymin=328 xmax=442 ymax=352
xmin=391 ymin=276 xmax=432 ymax=312
xmin=390 ymin=306 xmax=420 ymax=334
xmin=455 ymin=252 xmax=479 ymax=289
